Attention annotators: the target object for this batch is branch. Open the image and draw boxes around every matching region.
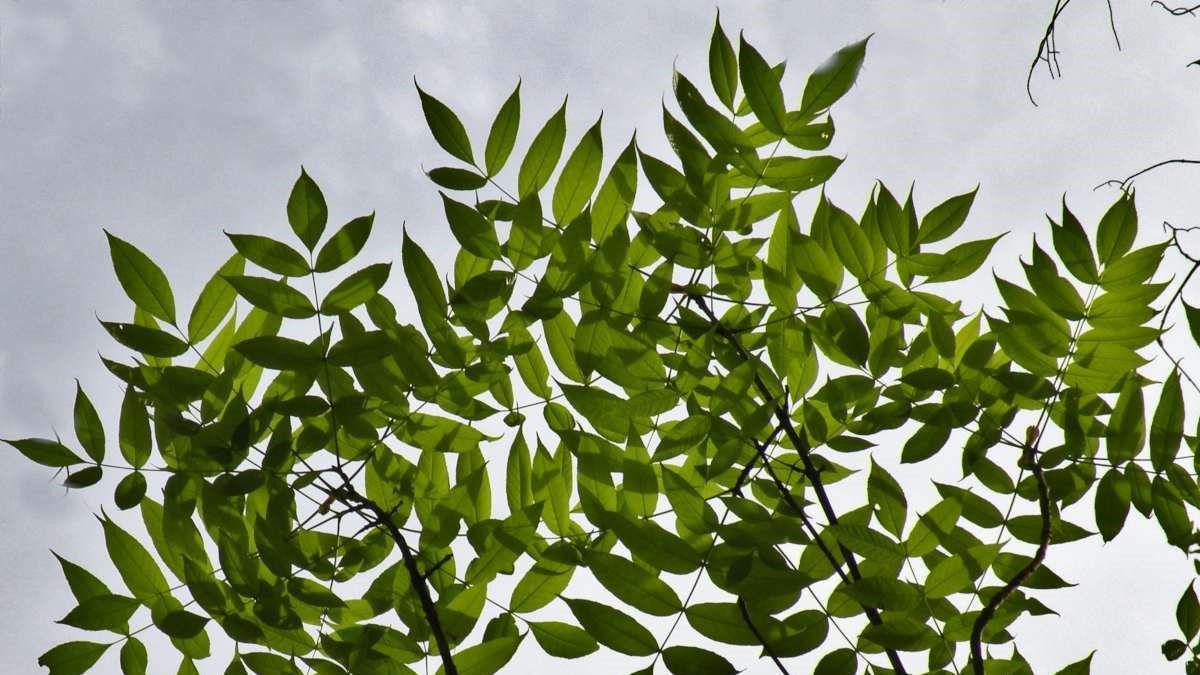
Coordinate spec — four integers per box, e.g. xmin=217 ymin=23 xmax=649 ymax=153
xmin=1027 ymin=0 xmax=1074 ymax=106
xmin=738 ymin=597 xmax=790 ymax=675
xmin=688 ymin=293 xmax=909 ymax=675
xmin=1094 ymin=158 xmax=1200 ymax=192
xmin=970 ymin=439 xmax=1052 ymax=674
xmin=1152 ymin=1 xmax=1200 ymax=16
xmin=339 ymin=491 xmax=459 ymax=675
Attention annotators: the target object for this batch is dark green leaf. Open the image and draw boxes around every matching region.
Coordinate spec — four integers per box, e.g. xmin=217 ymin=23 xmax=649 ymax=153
xmin=918 ymin=186 xmax=977 ymax=245
xmin=118 ymin=388 xmax=151 ymax=468
xmin=1178 ymin=582 xmax=1200 ymax=641
xmin=1095 ymin=469 xmax=1131 ymax=542
xmin=115 ymin=472 xmax=148 ymax=510
xmin=120 ymin=638 xmax=148 ymax=675
xmin=233 ymin=336 xmax=320 ymax=371
xmin=58 ymin=593 xmax=138 ymax=631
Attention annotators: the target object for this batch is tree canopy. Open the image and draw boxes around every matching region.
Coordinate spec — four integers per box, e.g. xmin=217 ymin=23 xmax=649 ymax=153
xmin=9 ymin=14 xmax=1200 ymax=675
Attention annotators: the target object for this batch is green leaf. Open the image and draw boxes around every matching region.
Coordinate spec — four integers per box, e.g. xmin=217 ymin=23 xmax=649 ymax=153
xmin=1051 ymin=200 xmax=1098 ymax=285
xmin=800 ymin=36 xmax=870 ymax=116
xmin=825 ymin=198 xmax=875 ymax=280
xmin=738 ymin=34 xmax=786 ymax=134
xmin=115 ymin=471 xmax=148 ymax=510
xmin=510 ymin=564 xmax=572 ymax=613
xmin=564 ymin=598 xmax=658 ymax=656
xmin=685 ymin=603 xmax=758 ymax=645
xmin=233 ymin=336 xmax=321 ymax=371
xmin=708 ymin=13 xmax=738 ymax=110
xmin=901 ymin=423 xmax=950 ymax=464
xmin=661 ymin=645 xmax=738 ymax=675
xmin=64 ymin=465 xmax=103 ymax=488
xmin=585 ymin=550 xmax=683 ymax=616
xmin=320 ymin=262 xmax=390 ymax=314
xmin=106 ymin=230 xmax=176 ymax=324
xmin=118 ymin=388 xmax=151 ymax=468
xmin=485 ymin=82 xmax=521 ymax=176
xmin=1094 ymin=469 xmax=1131 ymax=542
xmin=442 ymin=193 xmax=502 ymax=259
xmin=867 ymin=459 xmax=907 ymax=537
xmin=58 ymin=593 xmax=138 ymax=631
xmin=403 ymin=231 xmax=449 ymax=317
xmin=440 ymin=636 xmax=522 ymax=675
xmin=592 ymin=137 xmax=638 ymax=243
xmin=223 ymin=275 xmax=315 ymax=319
xmin=225 ymin=233 xmax=310 ymax=276
xmin=287 ymin=168 xmax=328 ymax=251
xmin=924 ymin=555 xmax=973 ymax=598
xmin=1178 ymin=582 xmax=1200 ymax=641
xmin=814 ymin=648 xmax=858 ymax=675
xmin=120 ymin=638 xmax=149 ymax=675
xmin=1163 ymin=638 xmax=1188 ymax=661
xmin=187 ymin=254 xmax=243 ymax=343
xmin=1054 ymin=651 xmax=1094 ymax=675
xmin=158 ymin=608 xmax=209 ymax=638
xmin=54 ymin=553 xmax=111 ymax=603
xmin=1096 ymin=191 xmax=1137 ymax=266
xmin=287 ymin=577 xmax=346 ymax=608
xmin=37 ymin=641 xmax=109 ymax=675
xmin=72 ymin=383 xmax=105 ymax=463
xmin=101 ymin=321 xmax=190 ymax=357
xmin=5 ymin=438 xmax=83 ymax=467
xmin=101 ymin=515 xmax=170 ymax=605
xmin=416 ymin=82 xmax=475 ymax=164
xmin=552 ymin=116 xmax=604 ymax=224
xmin=1150 ymin=369 xmax=1184 ymax=472
xmin=429 ymin=166 xmax=488 ymax=190
xmin=313 ymin=213 xmax=374 ymax=273
xmin=1153 ymin=477 xmax=1193 ymax=549
xmin=918 ymin=186 xmax=977 ymax=245
xmin=842 ymin=576 xmax=919 ymax=611
xmin=518 ymin=99 xmax=568 ymax=197
xmin=529 ymin=621 xmax=598 ymax=659
xmin=1106 ymin=375 xmax=1145 ymax=465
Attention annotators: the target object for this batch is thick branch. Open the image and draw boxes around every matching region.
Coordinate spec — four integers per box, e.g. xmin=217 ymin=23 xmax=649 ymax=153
xmin=970 ymin=442 xmax=1052 ymax=674
xmin=341 ymin=491 xmax=458 ymax=675
xmin=688 ymin=293 xmax=908 ymax=675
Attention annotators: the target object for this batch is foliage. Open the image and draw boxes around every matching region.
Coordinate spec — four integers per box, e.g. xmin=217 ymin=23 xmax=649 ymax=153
xmin=10 ymin=15 xmax=1200 ymax=675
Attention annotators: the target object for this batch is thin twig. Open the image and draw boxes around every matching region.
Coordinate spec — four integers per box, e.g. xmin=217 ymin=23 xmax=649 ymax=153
xmin=970 ymin=438 xmax=1052 ymax=674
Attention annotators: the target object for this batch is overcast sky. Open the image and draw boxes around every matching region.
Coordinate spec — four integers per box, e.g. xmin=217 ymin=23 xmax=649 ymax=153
xmin=3 ymin=1 xmax=1200 ymax=673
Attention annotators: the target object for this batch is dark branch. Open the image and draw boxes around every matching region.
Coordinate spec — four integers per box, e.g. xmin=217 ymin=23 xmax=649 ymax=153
xmin=970 ymin=441 xmax=1052 ymax=674
xmin=1151 ymin=1 xmax=1200 ymax=16
xmin=1094 ymin=158 xmax=1200 ymax=191
xmin=738 ymin=597 xmax=790 ymax=675
xmin=688 ymin=292 xmax=908 ymax=675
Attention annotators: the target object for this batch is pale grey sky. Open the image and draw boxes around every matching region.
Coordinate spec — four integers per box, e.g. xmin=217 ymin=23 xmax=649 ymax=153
xmin=2 ymin=2 xmax=1200 ymax=673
